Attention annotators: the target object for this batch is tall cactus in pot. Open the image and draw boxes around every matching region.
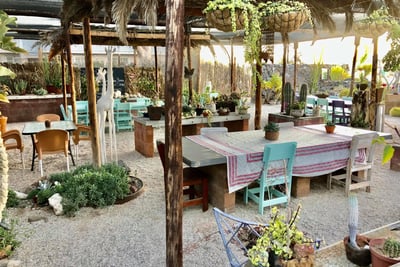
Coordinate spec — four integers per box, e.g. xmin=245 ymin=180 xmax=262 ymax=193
xmin=348 ymin=194 xmax=360 ymax=249
xmin=299 ymin=84 xmax=308 ymax=103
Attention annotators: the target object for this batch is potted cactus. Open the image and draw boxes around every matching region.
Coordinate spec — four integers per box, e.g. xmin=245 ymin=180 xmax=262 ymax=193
xmin=370 ymin=237 xmax=400 ymax=267
xmin=325 ymin=120 xmax=336 ymax=134
xmin=263 ymin=122 xmax=280 ymax=140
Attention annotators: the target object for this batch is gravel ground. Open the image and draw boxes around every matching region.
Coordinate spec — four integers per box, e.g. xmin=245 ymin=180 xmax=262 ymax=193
xmin=2 ymin=103 xmax=400 ymax=267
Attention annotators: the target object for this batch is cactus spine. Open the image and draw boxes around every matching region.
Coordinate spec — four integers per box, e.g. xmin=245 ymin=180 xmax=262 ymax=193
xmin=299 ymin=84 xmax=308 ymax=103
xmin=383 ymin=238 xmax=400 ymax=258
xmin=348 ymin=194 xmax=360 ymax=249
xmin=283 ymin=82 xmax=293 ymax=115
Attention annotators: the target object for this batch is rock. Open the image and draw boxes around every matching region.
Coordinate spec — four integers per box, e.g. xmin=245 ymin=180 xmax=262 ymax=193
xmin=48 ymin=193 xmax=63 ymax=215
xmin=7 ymin=260 xmax=22 ymax=267
xmin=14 ymin=191 xmax=27 ymax=199
xmin=27 ymin=216 xmax=48 ymax=223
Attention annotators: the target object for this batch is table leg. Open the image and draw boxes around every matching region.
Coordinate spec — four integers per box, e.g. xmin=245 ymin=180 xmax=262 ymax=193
xmin=68 ymin=141 xmax=76 ymax=166
xmin=30 ymin=135 xmax=36 ymax=171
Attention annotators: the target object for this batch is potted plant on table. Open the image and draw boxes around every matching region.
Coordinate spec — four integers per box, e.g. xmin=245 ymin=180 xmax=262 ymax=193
xmin=290 ymin=101 xmax=305 ymax=118
xmin=325 ymin=120 xmax=336 ymax=134
xmin=264 ymin=121 xmax=280 ymax=140
xmin=247 ymin=205 xmax=315 ymax=267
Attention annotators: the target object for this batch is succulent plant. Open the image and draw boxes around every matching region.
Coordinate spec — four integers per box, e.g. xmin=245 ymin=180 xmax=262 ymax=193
xmin=383 ymin=238 xmax=400 ymax=258
xmin=263 ymin=122 xmax=280 ymax=132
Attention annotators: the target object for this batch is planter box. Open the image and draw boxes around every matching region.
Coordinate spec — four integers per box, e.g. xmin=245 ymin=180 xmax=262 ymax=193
xmin=268 ymin=113 xmax=324 ymax=126
xmin=0 ymin=95 xmax=71 ymax=123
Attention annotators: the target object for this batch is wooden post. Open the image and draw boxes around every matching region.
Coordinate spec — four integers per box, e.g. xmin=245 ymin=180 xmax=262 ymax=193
xmin=61 ymin=52 xmax=68 ymax=113
xmin=83 ymin=17 xmax=101 ymax=167
xmin=66 ymin=31 xmax=77 ymax=124
xmin=154 ymin=46 xmax=159 ymax=97
xmin=281 ymin=32 xmax=288 ymax=112
xmin=350 ymin=36 xmax=360 ymax=97
xmin=293 ymin=42 xmax=298 ymax=93
xmin=165 ymin=0 xmax=184 ymax=266
xmin=369 ymin=36 xmax=379 ymax=130
xmin=186 ymin=31 xmax=193 ymax=102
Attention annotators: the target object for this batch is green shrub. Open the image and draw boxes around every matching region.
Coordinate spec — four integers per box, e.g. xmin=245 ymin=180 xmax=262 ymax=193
xmin=339 ymin=88 xmax=350 ymax=98
xmin=6 ymin=190 xmax=19 ymax=208
xmin=0 ymin=219 xmax=21 ymax=257
xmin=389 ymin=107 xmax=400 ymax=117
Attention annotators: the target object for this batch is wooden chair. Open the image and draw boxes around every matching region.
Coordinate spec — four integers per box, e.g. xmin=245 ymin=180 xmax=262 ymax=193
xmin=244 ymin=142 xmax=297 ymax=215
xmin=114 ymin=102 xmax=133 ymax=132
xmin=305 ymin=96 xmax=316 ymax=115
xmin=35 ymin=129 xmax=69 ymax=177
xmin=2 ymin=129 xmax=24 ymax=169
xmin=327 ymin=133 xmax=378 ymax=196
xmin=60 ymin=104 xmax=72 ymax=121
xmin=36 ymin=113 xmax=60 ymax=122
xmin=317 ymin=98 xmax=330 ymax=121
xmin=156 ymin=140 xmax=208 ymax=211
xmin=213 ymin=207 xmax=266 ymax=267
xmin=76 ymin=101 xmax=89 ymax=125
xmin=72 ymin=124 xmax=91 ymax=161
xmin=331 ymin=100 xmax=350 ymax=125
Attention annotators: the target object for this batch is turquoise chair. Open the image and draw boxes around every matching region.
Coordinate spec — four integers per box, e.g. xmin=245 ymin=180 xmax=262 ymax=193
xmin=305 ymin=96 xmax=316 ymax=115
xmin=317 ymin=98 xmax=331 ymax=121
xmin=76 ymin=101 xmax=89 ymax=125
xmin=244 ymin=142 xmax=297 ymax=215
xmin=60 ymin=104 xmax=72 ymax=121
xmin=114 ymin=102 xmax=133 ymax=131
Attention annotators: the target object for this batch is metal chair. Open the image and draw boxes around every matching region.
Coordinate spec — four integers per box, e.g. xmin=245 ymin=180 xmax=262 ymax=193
xmin=244 ymin=142 xmax=297 ymax=215
xmin=36 ymin=113 xmax=60 ymax=122
xmin=2 ymin=129 xmax=24 ymax=169
xmin=35 ymin=129 xmax=70 ymax=177
xmin=156 ymin=140 xmax=208 ymax=211
xmin=331 ymin=100 xmax=350 ymax=125
xmin=213 ymin=207 xmax=266 ymax=267
xmin=72 ymin=124 xmax=91 ymax=161
xmin=327 ymin=133 xmax=378 ymax=196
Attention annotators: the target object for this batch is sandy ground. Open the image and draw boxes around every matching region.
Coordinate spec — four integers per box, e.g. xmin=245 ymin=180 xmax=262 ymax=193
xmin=2 ymin=103 xmax=400 ymax=267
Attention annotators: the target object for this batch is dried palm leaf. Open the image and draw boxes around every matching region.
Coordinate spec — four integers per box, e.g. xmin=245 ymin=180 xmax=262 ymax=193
xmin=112 ymin=0 xmax=158 ymax=44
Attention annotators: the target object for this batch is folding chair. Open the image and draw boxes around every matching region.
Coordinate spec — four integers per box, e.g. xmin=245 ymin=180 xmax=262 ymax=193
xmin=327 ymin=133 xmax=378 ymax=196
xmin=213 ymin=207 xmax=267 ymax=267
xmin=244 ymin=142 xmax=297 ymax=215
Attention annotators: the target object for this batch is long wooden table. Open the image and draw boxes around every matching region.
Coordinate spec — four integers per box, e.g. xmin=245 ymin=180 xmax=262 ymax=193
xmin=134 ymin=114 xmax=250 ymax=157
xmin=183 ymin=125 xmax=392 ymax=212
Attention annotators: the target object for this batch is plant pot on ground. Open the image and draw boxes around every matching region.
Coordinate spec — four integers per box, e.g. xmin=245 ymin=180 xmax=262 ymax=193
xmin=344 ymin=235 xmax=371 ymax=267
xmin=370 ymin=238 xmax=400 ymax=267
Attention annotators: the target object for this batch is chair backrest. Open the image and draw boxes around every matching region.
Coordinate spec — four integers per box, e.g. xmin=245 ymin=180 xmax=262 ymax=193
xmin=332 ymin=100 xmax=346 ymax=115
xmin=73 ymin=124 xmax=91 ymax=146
xmin=60 ymin=104 xmax=72 ymax=121
xmin=2 ymin=129 xmax=23 ymax=152
xmin=36 ymin=113 xmax=61 ymax=122
xmin=349 ymin=133 xmax=378 ymax=165
xmin=262 ymin=142 xmax=297 ymax=178
xmin=36 ymin=129 xmax=69 ymax=156
xmin=200 ymin=127 xmax=228 ymax=136
xmin=213 ymin=207 xmax=266 ymax=267
xmin=156 ymin=140 xmax=166 ymax=170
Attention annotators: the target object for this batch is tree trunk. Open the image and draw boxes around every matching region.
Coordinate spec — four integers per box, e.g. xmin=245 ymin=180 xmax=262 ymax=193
xmin=83 ymin=17 xmax=101 ymax=167
xmin=0 ymin=133 xmax=8 ymax=222
xmin=165 ymin=0 xmax=184 ymax=266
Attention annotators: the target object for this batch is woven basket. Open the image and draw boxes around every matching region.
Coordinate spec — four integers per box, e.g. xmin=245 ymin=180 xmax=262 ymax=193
xmin=263 ymin=11 xmax=307 ymax=33
xmin=206 ymin=8 xmax=247 ymax=32
xmin=353 ymin=21 xmax=391 ymax=38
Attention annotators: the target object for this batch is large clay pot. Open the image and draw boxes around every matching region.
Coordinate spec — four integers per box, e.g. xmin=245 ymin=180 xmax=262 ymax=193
xmin=370 ymin=238 xmax=400 ymax=267
xmin=343 ymin=235 xmax=371 ymax=267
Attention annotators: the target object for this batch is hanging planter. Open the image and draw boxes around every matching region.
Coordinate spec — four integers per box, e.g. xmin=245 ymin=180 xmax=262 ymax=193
xmin=353 ymin=7 xmax=395 ymax=38
xmin=205 ymin=8 xmax=248 ymax=32
xmin=259 ymin=0 xmax=311 ymax=33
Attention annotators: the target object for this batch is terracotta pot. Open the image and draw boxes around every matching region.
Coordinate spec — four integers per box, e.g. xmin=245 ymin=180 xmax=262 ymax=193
xmin=265 ymin=131 xmax=279 ymax=141
xmin=343 ymin=235 xmax=371 ymax=267
xmin=325 ymin=125 xmax=335 ymax=134
xmin=370 ymin=238 xmax=400 ymax=267
xmin=147 ymin=106 xmax=163 ymax=121
xmin=0 ymin=116 xmax=7 ymax=134
xmin=390 ymin=145 xmax=400 ymax=172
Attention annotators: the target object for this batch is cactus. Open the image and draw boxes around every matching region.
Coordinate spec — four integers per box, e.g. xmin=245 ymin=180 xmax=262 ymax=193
xmin=299 ymin=84 xmax=308 ymax=103
xmin=383 ymin=238 xmax=400 ymax=258
xmin=283 ymin=82 xmax=293 ymax=115
xmin=348 ymin=195 xmax=360 ymax=249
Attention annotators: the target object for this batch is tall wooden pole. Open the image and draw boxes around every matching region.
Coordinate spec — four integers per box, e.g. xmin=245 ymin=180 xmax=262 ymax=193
xmin=66 ymin=31 xmax=77 ymax=123
xmin=293 ymin=42 xmax=298 ymax=92
xmin=83 ymin=17 xmax=101 ymax=167
xmin=369 ymin=36 xmax=379 ymax=130
xmin=165 ymin=0 xmax=184 ymax=265
xmin=281 ymin=33 xmax=289 ymax=112
xmin=350 ymin=36 xmax=360 ymax=97
xmin=186 ymin=32 xmax=193 ymax=102
xmin=254 ymin=38 xmax=262 ymax=130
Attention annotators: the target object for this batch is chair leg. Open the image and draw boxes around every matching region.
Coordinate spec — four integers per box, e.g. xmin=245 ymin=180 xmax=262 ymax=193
xmin=243 ymin=187 xmax=248 ymax=204
xmin=327 ymin=174 xmax=332 ymax=190
xmin=66 ymin=156 xmax=70 ymax=172
xmin=39 ymin=159 xmax=43 ymax=177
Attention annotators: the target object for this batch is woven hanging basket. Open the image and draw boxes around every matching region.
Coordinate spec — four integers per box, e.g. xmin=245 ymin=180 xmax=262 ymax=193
xmin=353 ymin=21 xmax=391 ymax=38
xmin=263 ymin=11 xmax=307 ymax=33
xmin=206 ymin=8 xmax=247 ymax=32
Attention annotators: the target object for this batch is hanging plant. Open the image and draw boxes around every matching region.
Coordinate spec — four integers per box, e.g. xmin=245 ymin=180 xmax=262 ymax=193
xmin=259 ymin=0 xmax=312 ymax=33
xmin=353 ymin=7 xmax=396 ymax=38
xmin=204 ymin=0 xmax=262 ymax=64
